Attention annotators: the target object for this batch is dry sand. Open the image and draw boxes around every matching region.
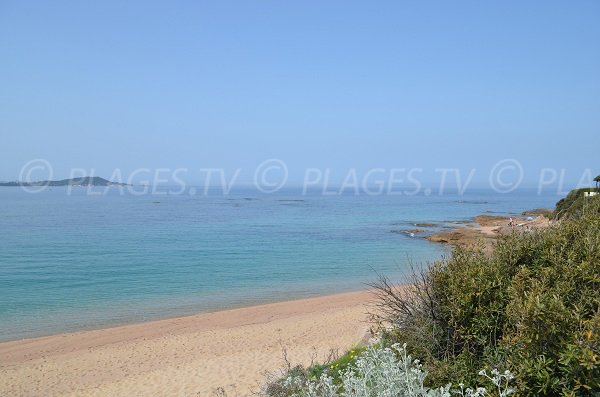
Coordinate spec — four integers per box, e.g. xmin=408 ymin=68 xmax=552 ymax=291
xmin=0 ymin=290 xmax=375 ymax=397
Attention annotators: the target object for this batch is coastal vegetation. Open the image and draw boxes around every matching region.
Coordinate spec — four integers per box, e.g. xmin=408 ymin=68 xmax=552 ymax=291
xmin=264 ymin=190 xmax=600 ymax=396
xmin=553 ymin=188 xmax=600 ymax=220
xmin=264 ymin=343 xmax=514 ymax=397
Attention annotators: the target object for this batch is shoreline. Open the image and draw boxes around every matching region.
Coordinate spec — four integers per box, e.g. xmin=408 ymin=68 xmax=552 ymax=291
xmin=1 ymin=286 xmax=376 ymax=343
xmin=425 ymin=211 xmax=552 ymax=248
xmin=0 ymin=289 xmax=378 ymax=396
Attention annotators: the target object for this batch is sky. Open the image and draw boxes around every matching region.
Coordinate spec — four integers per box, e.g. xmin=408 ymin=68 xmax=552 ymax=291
xmin=1 ymin=1 xmax=599 ymax=187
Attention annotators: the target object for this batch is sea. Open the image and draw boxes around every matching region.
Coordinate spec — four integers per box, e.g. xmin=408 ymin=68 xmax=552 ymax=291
xmin=0 ymin=187 xmax=561 ymax=341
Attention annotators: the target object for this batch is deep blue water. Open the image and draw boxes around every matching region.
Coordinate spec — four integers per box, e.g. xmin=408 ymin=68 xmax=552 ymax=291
xmin=0 ymin=187 xmax=560 ymax=341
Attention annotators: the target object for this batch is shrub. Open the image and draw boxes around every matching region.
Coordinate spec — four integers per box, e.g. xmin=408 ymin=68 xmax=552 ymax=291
xmin=554 ymin=188 xmax=600 ymax=220
xmin=371 ymin=198 xmax=600 ymax=396
xmin=270 ymin=343 xmax=513 ymax=397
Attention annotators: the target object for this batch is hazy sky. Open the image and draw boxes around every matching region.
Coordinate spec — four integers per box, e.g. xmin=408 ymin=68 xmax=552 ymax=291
xmin=1 ymin=1 xmax=599 ymax=186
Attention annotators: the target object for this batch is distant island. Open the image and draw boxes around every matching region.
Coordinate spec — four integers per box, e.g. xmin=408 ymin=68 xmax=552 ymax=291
xmin=0 ymin=177 xmax=130 ymax=187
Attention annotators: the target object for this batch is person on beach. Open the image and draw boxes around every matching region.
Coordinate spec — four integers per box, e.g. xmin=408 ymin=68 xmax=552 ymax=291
xmin=508 ymin=217 xmax=514 ymax=227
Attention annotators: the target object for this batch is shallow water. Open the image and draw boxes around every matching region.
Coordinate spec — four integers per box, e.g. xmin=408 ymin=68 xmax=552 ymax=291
xmin=0 ymin=187 xmax=559 ymax=341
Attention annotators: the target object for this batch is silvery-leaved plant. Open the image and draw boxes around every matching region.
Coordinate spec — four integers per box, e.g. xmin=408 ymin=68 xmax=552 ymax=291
xmin=476 ymin=369 xmax=515 ymax=397
xmin=283 ymin=344 xmax=514 ymax=397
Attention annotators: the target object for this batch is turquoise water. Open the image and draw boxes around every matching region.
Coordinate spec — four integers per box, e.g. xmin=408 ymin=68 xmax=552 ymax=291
xmin=0 ymin=188 xmax=559 ymax=341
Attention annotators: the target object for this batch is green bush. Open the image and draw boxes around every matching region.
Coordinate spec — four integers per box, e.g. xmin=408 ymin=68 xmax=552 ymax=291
xmin=372 ymin=198 xmax=600 ymax=396
xmin=503 ymin=210 xmax=600 ymax=395
xmin=554 ymin=188 xmax=599 ymax=220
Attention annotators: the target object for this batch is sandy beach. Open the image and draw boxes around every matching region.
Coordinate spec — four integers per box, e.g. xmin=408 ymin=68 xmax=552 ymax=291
xmin=0 ymin=290 xmax=375 ymax=397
